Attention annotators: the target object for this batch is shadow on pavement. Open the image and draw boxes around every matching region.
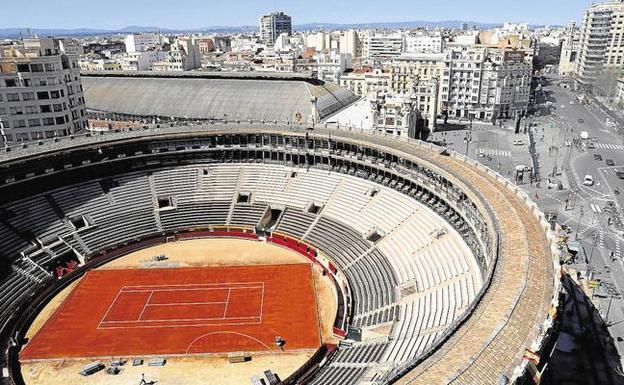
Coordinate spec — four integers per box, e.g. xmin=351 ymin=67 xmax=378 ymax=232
xmin=541 ymin=274 xmax=624 ymax=385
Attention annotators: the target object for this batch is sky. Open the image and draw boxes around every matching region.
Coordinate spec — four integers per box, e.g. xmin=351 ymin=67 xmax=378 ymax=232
xmin=3 ymin=0 xmax=595 ymax=30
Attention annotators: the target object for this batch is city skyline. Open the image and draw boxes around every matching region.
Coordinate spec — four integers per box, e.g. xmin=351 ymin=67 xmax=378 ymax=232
xmin=2 ymin=0 xmax=595 ymax=30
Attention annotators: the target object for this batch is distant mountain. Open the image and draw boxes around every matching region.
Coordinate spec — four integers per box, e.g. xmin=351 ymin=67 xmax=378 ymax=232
xmin=0 ymin=20 xmax=553 ymax=38
xmin=295 ymin=20 xmax=505 ymax=31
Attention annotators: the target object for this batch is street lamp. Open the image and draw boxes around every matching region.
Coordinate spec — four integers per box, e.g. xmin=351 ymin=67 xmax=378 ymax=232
xmin=464 ymin=131 xmax=472 ymax=156
xmin=575 ymin=206 xmax=584 ymax=240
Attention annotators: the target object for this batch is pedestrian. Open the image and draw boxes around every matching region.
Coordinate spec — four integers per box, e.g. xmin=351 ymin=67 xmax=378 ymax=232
xmin=140 ymin=373 xmax=147 ymax=385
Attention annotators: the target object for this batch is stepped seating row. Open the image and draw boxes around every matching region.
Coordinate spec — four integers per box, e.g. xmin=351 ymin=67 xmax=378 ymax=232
xmin=2 ymin=196 xmax=65 ymax=243
xmin=352 ymin=305 xmax=398 ymax=328
xmin=78 ymin=174 xmax=159 ymax=252
xmin=331 ymin=342 xmax=388 ymax=364
xmin=229 ymin=204 xmax=267 ymax=227
xmin=309 ymin=365 xmax=369 ymax=385
xmin=0 ymin=260 xmax=49 ymax=331
xmin=382 ymin=279 xmax=472 ymax=365
xmin=345 ymin=250 xmax=397 ymax=316
xmin=274 ymin=208 xmax=316 ymax=238
xmin=0 ymin=223 xmax=30 ymax=260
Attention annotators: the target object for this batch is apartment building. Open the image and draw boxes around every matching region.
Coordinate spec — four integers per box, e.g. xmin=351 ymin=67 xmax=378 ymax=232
xmin=260 ymin=12 xmax=292 ymax=45
xmin=576 ymin=0 xmax=624 ymax=86
xmin=340 ymin=67 xmax=392 ymax=97
xmin=389 ymin=53 xmax=445 ymax=129
xmin=339 ymin=30 xmax=362 ymax=58
xmin=125 ymin=33 xmax=162 ymax=53
xmin=116 ymin=51 xmax=167 ymax=71
xmin=405 ymin=32 xmax=444 ymax=53
xmin=314 ymin=50 xmax=352 ymax=83
xmin=362 ymin=32 xmax=405 ymax=59
xmin=617 ymin=77 xmax=624 ymax=104
xmin=441 ymin=47 xmax=531 ymax=121
xmin=370 ymin=93 xmax=427 ymax=138
xmin=559 ymin=23 xmax=581 ymax=76
xmin=0 ymin=38 xmax=87 ymax=142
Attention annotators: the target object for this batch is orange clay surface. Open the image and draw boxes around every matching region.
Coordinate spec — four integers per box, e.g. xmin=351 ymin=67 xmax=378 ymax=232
xmin=20 ymin=264 xmax=320 ymax=360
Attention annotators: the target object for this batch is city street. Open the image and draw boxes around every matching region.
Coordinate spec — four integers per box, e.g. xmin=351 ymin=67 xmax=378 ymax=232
xmin=432 ymin=74 xmax=624 ymax=363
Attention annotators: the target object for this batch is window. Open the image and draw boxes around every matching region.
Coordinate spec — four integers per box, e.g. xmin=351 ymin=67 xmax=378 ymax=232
xmin=28 ymin=118 xmax=41 ymax=127
xmin=37 ymin=91 xmax=49 ymax=100
xmin=6 ymin=93 xmax=20 ymax=101
xmin=42 ymin=117 xmax=55 ymax=126
xmin=40 ymin=105 xmax=51 ymax=113
xmin=9 ymin=107 xmax=22 ymax=115
xmin=4 ymin=79 xmax=17 ymax=87
xmin=25 ymin=105 xmax=38 ymax=114
xmin=30 ymin=131 xmax=43 ymax=140
xmin=16 ymin=64 xmax=30 ymax=72
xmin=55 ymin=116 xmax=65 ymax=125
xmin=53 ymin=103 xmax=63 ymax=112
xmin=13 ymin=120 xmax=26 ymax=128
xmin=0 ymin=108 xmax=5 ymax=115
xmin=44 ymin=63 xmax=55 ymax=72
xmin=50 ymin=90 xmax=60 ymax=99
xmin=22 ymin=92 xmax=34 ymax=101
xmin=30 ymin=63 xmax=44 ymax=72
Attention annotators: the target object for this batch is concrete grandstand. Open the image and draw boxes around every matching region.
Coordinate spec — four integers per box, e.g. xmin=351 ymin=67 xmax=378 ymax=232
xmin=0 ymin=123 xmax=561 ymax=385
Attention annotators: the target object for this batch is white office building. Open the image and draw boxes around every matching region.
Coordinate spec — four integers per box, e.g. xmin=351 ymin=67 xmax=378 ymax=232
xmin=362 ymin=32 xmax=405 ymax=59
xmin=405 ymin=33 xmax=444 ymax=53
xmin=125 ymin=33 xmax=162 ymax=53
xmin=314 ymin=50 xmax=352 ymax=83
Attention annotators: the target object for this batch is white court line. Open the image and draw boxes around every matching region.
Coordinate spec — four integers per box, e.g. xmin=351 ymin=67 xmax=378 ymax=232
xmin=146 ymin=301 xmax=228 ymax=307
xmin=98 ymin=289 xmax=125 ymax=328
xmin=137 ymin=292 xmax=154 ymax=321
xmin=259 ymin=282 xmax=265 ymax=323
xmin=98 ymin=319 xmax=263 ymax=330
xmin=102 ymin=315 xmax=261 ymax=324
xmin=120 ymin=282 xmax=265 ymax=290
xmin=223 ymin=288 xmax=231 ymax=318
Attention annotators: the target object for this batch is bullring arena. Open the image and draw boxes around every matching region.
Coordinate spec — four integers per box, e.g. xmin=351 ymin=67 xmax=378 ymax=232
xmin=0 ymin=122 xmax=561 ymax=385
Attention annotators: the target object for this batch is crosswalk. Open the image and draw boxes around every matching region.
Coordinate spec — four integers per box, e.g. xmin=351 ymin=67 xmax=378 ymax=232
xmin=598 ymin=230 xmax=605 ymax=249
xmin=615 ymin=239 xmax=622 ymax=260
xmin=594 ymin=143 xmax=624 ymax=151
xmin=479 ymin=149 xmax=512 ymax=157
xmin=590 ymin=204 xmax=603 ymax=214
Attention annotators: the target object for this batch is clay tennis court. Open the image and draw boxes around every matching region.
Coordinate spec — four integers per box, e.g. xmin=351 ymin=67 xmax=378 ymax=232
xmin=21 ymin=264 xmax=321 ymax=360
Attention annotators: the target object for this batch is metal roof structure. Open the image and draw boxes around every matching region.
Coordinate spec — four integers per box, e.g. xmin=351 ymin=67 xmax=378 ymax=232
xmin=82 ymin=72 xmax=358 ymax=123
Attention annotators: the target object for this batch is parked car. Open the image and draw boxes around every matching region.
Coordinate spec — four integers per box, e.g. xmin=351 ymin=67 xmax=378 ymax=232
xmin=512 ymin=139 xmax=525 ymax=146
xmin=583 ymin=175 xmax=594 ymax=186
xmin=616 ymin=171 xmax=624 ymax=180
xmin=594 ymin=154 xmax=603 ymax=161
xmin=586 ymin=142 xmax=596 ymax=149
xmin=578 ymin=118 xmax=584 ymax=123
xmin=569 ymin=101 xmax=575 ymax=105
xmin=607 ymin=159 xmax=615 ymax=166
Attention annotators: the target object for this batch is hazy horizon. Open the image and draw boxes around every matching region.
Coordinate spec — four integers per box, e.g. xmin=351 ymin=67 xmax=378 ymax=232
xmin=2 ymin=0 xmax=594 ymax=30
